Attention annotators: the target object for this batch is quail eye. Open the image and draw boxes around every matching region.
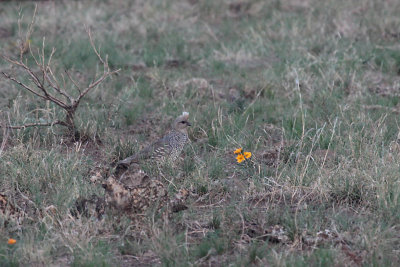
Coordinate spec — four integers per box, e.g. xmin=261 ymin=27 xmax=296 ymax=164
xmin=180 ymin=121 xmax=186 ymax=124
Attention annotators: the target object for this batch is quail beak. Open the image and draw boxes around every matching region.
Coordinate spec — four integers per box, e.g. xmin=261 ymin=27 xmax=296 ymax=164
xmin=187 ymin=121 xmax=192 ymax=126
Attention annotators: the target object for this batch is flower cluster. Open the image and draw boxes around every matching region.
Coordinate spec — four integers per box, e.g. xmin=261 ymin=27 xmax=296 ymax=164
xmin=7 ymin=238 xmax=16 ymax=245
xmin=234 ymin=148 xmax=252 ymax=163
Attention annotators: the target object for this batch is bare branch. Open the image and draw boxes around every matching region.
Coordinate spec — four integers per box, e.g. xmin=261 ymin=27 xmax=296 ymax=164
xmin=6 ymin=120 xmax=67 ymax=129
xmin=26 ymin=5 xmax=37 ymax=44
xmin=2 ymin=54 xmax=45 ymax=90
xmin=65 ymin=70 xmax=82 ymax=94
xmin=79 ymin=69 xmax=120 ymax=99
xmin=5 ymin=36 xmax=69 ymax=109
xmin=40 ymin=38 xmax=46 ymax=83
xmin=86 ymin=26 xmax=106 ymax=66
xmin=29 ymin=43 xmax=41 ymax=69
xmin=0 ymin=120 xmax=10 ymax=159
xmin=1 ymin=71 xmax=47 ymax=100
xmin=2 ymin=61 xmax=68 ymax=109
xmin=41 ymin=37 xmax=45 ymax=67
xmin=44 ymin=68 xmax=71 ymax=101
xmin=46 ymin=47 xmax=55 ymax=67
xmin=60 ymin=72 xmax=67 ymax=90
xmin=73 ymin=27 xmax=120 ymax=104
xmin=47 ymin=63 xmax=61 ymax=89
xmin=6 ymin=55 xmax=69 ymax=108
xmin=39 ymin=46 xmax=70 ymax=101
xmin=27 ymin=69 xmax=68 ymax=108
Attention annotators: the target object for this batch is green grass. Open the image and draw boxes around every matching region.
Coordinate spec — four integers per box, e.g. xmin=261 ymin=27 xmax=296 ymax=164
xmin=1 ymin=0 xmax=400 ymax=265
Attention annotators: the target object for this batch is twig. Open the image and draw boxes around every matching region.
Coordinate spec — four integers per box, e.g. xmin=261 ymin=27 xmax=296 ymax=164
xmin=0 ymin=120 xmax=10 ymax=159
xmin=65 ymin=70 xmax=82 ymax=94
xmin=1 ymin=56 xmax=68 ymax=109
xmin=1 ymin=70 xmax=47 ymax=100
xmin=45 ymin=66 xmax=71 ymax=101
xmin=6 ymin=120 xmax=66 ymax=129
xmin=15 ymin=180 xmax=39 ymax=214
xmin=77 ymin=68 xmax=119 ymax=102
xmin=86 ymin=26 xmax=105 ymax=65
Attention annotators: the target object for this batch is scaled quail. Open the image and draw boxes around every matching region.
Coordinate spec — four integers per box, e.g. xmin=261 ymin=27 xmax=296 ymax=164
xmin=117 ymin=111 xmax=191 ymax=168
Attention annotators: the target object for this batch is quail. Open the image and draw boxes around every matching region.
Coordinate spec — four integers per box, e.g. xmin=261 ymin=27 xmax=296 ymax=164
xmin=117 ymin=111 xmax=191 ymax=168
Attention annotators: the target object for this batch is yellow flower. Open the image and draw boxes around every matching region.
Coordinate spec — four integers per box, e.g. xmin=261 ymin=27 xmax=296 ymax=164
xmin=234 ymin=148 xmax=243 ymax=154
xmin=243 ymin=152 xmax=252 ymax=159
xmin=7 ymin=238 xmax=16 ymax=245
xmin=236 ymin=154 xmax=245 ymax=163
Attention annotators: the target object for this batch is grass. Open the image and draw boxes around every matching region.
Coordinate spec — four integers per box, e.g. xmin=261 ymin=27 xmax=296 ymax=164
xmin=1 ymin=0 xmax=400 ymax=265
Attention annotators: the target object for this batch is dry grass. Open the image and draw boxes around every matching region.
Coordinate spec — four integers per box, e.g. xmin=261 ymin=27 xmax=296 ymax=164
xmin=1 ymin=0 xmax=400 ymax=266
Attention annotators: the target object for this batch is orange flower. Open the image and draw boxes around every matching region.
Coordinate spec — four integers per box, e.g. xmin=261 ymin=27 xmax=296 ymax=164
xmin=236 ymin=154 xmax=245 ymax=163
xmin=234 ymin=148 xmax=243 ymax=154
xmin=7 ymin=238 xmax=16 ymax=245
xmin=243 ymin=152 xmax=252 ymax=159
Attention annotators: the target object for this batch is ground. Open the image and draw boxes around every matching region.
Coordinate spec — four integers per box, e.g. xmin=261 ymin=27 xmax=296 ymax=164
xmin=0 ymin=0 xmax=400 ymax=266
